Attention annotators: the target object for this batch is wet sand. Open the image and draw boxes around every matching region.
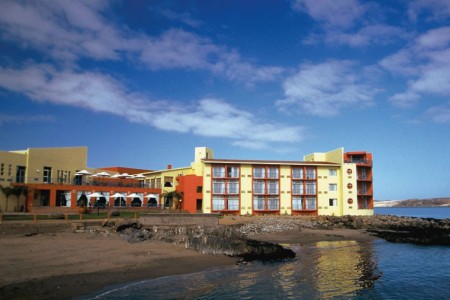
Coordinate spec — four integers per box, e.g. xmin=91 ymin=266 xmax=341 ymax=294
xmin=0 ymin=217 xmax=377 ymax=299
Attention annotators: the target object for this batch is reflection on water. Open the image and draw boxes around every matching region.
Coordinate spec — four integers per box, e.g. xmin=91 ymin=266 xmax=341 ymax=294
xmin=85 ymin=240 xmax=383 ymax=300
xmin=311 ymin=241 xmax=381 ymax=298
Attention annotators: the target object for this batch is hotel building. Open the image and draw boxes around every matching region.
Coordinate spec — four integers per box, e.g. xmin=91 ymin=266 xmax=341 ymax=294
xmin=0 ymin=146 xmax=373 ymax=216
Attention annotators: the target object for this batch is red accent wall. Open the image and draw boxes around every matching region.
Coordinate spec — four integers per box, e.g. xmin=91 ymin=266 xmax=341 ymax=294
xmin=176 ymin=175 xmax=203 ymax=213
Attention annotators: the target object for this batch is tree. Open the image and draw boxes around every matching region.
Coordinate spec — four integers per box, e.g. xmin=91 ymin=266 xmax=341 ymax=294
xmin=161 ymin=190 xmax=184 ymax=209
xmin=0 ymin=185 xmax=13 ymax=212
xmin=13 ymin=186 xmax=27 ymax=212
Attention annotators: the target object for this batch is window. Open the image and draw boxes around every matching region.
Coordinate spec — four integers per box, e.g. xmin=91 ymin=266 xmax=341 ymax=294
xmin=292 ymin=181 xmax=304 ymax=194
xmin=0 ymin=163 xmax=4 ymax=176
xmin=228 ymin=197 xmax=239 ymax=210
xmin=16 ymin=166 xmax=26 ymax=183
xmin=43 ymin=166 xmax=52 ymax=183
xmin=253 ymin=196 xmax=265 ymax=210
xmin=212 ymin=180 xmax=225 ymax=194
xmin=196 ymin=186 xmax=203 ymax=193
xmin=306 ymin=168 xmax=316 ymax=179
xmin=213 ymin=166 xmax=225 ymax=178
xmin=329 ymin=169 xmax=337 ymax=176
xmin=306 ymin=182 xmax=316 ymax=194
xmin=292 ymin=197 xmax=303 ymax=210
xmin=253 ymin=180 xmax=265 ymax=194
xmin=253 ymin=167 xmax=265 ymax=178
xmin=8 ymin=164 xmax=12 ymax=176
xmin=227 ymin=180 xmax=239 ymax=194
xmin=267 ymin=181 xmax=279 ymax=194
xmin=358 ymin=168 xmax=367 ymax=180
xmin=227 ymin=166 xmax=239 ymax=178
xmin=267 ymin=167 xmax=279 ymax=179
xmin=268 ymin=196 xmax=279 ymax=210
xmin=212 ymin=196 xmax=225 ymax=210
xmin=292 ymin=168 xmax=304 ymax=179
xmin=329 ymin=183 xmax=337 ymax=191
xmin=329 ymin=198 xmax=337 ymax=207
xmin=306 ymin=197 xmax=316 ymax=210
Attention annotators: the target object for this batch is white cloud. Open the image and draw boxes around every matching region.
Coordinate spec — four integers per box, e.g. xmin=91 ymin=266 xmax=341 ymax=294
xmin=426 ymin=105 xmax=450 ymax=123
xmin=408 ymin=0 xmax=450 ymax=22
xmin=0 ymin=0 xmax=282 ymax=83
xmin=325 ymin=24 xmax=407 ymax=47
xmin=292 ymin=0 xmax=366 ymax=29
xmin=380 ymin=26 xmax=450 ymax=110
xmin=276 ymin=60 xmax=376 ymax=117
xmin=0 ymin=64 xmax=303 ymax=149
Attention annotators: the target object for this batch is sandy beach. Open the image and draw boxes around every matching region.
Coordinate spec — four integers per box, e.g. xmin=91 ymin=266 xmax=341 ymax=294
xmin=0 ymin=218 xmax=377 ymax=299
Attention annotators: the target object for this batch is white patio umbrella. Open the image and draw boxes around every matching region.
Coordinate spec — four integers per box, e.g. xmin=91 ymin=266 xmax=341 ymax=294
xmin=133 ymin=174 xmax=146 ymax=179
xmin=88 ymin=192 xmax=104 ymax=198
xmin=111 ymin=192 xmax=126 ymax=198
xmin=94 ymin=171 xmax=110 ymax=177
xmin=75 ymin=170 xmax=92 ymax=175
xmin=145 ymin=194 xmax=158 ymax=198
xmin=127 ymin=193 xmax=141 ymax=198
xmin=111 ymin=174 xmax=122 ymax=178
xmin=120 ymin=173 xmax=133 ymax=178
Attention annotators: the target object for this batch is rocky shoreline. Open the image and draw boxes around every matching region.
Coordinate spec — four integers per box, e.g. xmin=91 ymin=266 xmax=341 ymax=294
xmin=110 ymin=214 xmax=450 ymax=262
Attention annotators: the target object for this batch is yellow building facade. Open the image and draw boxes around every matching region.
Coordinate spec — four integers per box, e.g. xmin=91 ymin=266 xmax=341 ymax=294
xmin=1 ymin=146 xmax=373 ymax=216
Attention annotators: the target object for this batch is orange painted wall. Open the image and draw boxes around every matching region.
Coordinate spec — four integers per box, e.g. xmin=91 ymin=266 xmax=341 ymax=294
xmin=176 ymin=175 xmax=203 ymax=213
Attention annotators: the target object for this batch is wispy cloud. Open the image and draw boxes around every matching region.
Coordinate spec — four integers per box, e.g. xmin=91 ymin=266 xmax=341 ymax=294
xmin=0 ymin=0 xmax=283 ymax=83
xmin=276 ymin=60 xmax=377 ymax=117
xmin=151 ymin=7 xmax=202 ymax=28
xmin=0 ymin=63 xmax=303 ymax=149
xmin=292 ymin=0 xmax=406 ymax=47
xmin=0 ymin=113 xmax=54 ymax=125
xmin=408 ymin=0 xmax=450 ymax=22
xmin=292 ymin=0 xmax=366 ymax=29
xmin=381 ymin=26 xmax=450 ymax=116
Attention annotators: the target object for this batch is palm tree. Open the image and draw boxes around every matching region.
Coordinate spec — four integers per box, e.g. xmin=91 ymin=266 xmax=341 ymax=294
xmin=0 ymin=185 xmax=13 ymax=212
xmin=161 ymin=190 xmax=183 ymax=210
xmin=13 ymin=186 xmax=27 ymax=212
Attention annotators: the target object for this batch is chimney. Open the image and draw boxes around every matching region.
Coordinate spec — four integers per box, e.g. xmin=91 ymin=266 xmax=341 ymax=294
xmin=167 ymin=164 xmax=172 ymax=170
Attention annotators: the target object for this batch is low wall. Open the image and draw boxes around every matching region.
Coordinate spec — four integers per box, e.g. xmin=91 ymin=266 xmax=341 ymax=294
xmin=139 ymin=213 xmax=220 ymax=226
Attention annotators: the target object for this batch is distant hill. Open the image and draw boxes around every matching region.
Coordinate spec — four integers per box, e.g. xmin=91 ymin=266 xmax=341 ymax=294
xmin=375 ymin=198 xmax=450 ymax=207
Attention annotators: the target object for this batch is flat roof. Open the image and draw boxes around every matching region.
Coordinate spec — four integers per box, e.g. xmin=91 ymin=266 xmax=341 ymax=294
xmin=202 ymin=158 xmax=339 ymax=166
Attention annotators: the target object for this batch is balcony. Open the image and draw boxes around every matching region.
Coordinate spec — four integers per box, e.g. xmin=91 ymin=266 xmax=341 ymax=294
xmin=344 ymin=159 xmax=372 ymax=166
xmin=9 ymin=176 xmax=149 ymax=189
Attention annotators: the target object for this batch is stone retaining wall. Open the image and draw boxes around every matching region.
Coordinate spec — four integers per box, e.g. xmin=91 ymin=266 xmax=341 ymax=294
xmin=139 ymin=213 xmax=220 ymax=226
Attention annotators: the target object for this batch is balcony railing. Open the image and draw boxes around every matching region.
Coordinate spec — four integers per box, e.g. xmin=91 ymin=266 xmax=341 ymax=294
xmin=8 ymin=176 xmax=150 ymax=189
xmin=344 ymin=159 xmax=372 ymax=166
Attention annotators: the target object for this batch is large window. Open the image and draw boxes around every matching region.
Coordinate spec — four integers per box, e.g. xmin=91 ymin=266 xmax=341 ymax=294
xmin=16 ymin=166 xmax=26 ymax=183
xmin=306 ymin=197 xmax=317 ymax=210
xmin=253 ymin=196 xmax=266 ymax=211
xmin=252 ymin=165 xmax=280 ymax=211
xmin=211 ymin=164 xmax=240 ymax=211
xmin=253 ymin=167 xmax=265 ymax=179
xmin=306 ymin=168 xmax=316 ymax=179
xmin=291 ymin=166 xmax=317 ymax=211
xmin=292 ymin=197 xmax=303 ymax=210
xmin=306 ymin=182 xmax=316 ymax=194
xmin=212 ymin=196 xmax=225 ymax=210
xmin=329 ymin=198 xmax=337 ymax=207
xmin=253 ymin=180 xmax=265 ymax=194
xmin=292 ymin=181 xmax=303 ymax=194
xmin=329 ymin=169 xmax=337 ymax=176
xmin=227 ymin=180 xmax=239 ymax=194
xmin=212 ymin=180 xmax=225 ymax=194
xmin=213 ymin=166 xmax=225 ymax=178
xmin=292 ymin=168 xmax=304 ymax=179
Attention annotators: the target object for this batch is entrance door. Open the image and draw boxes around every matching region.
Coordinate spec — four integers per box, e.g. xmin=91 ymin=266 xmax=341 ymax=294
xmin=43 ymin=166 xmax=52 ymax=183
xmin=196 ymin=199 xmax=202 ymax=212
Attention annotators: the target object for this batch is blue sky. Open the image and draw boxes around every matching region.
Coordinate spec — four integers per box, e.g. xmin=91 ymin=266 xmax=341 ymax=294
xmin=1 ymin=0 xmax=450 ymax=200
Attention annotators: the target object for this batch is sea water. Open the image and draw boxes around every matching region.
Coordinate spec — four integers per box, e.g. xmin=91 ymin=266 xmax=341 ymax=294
xmin=84 ymin=208 xmax=450 ymax=300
